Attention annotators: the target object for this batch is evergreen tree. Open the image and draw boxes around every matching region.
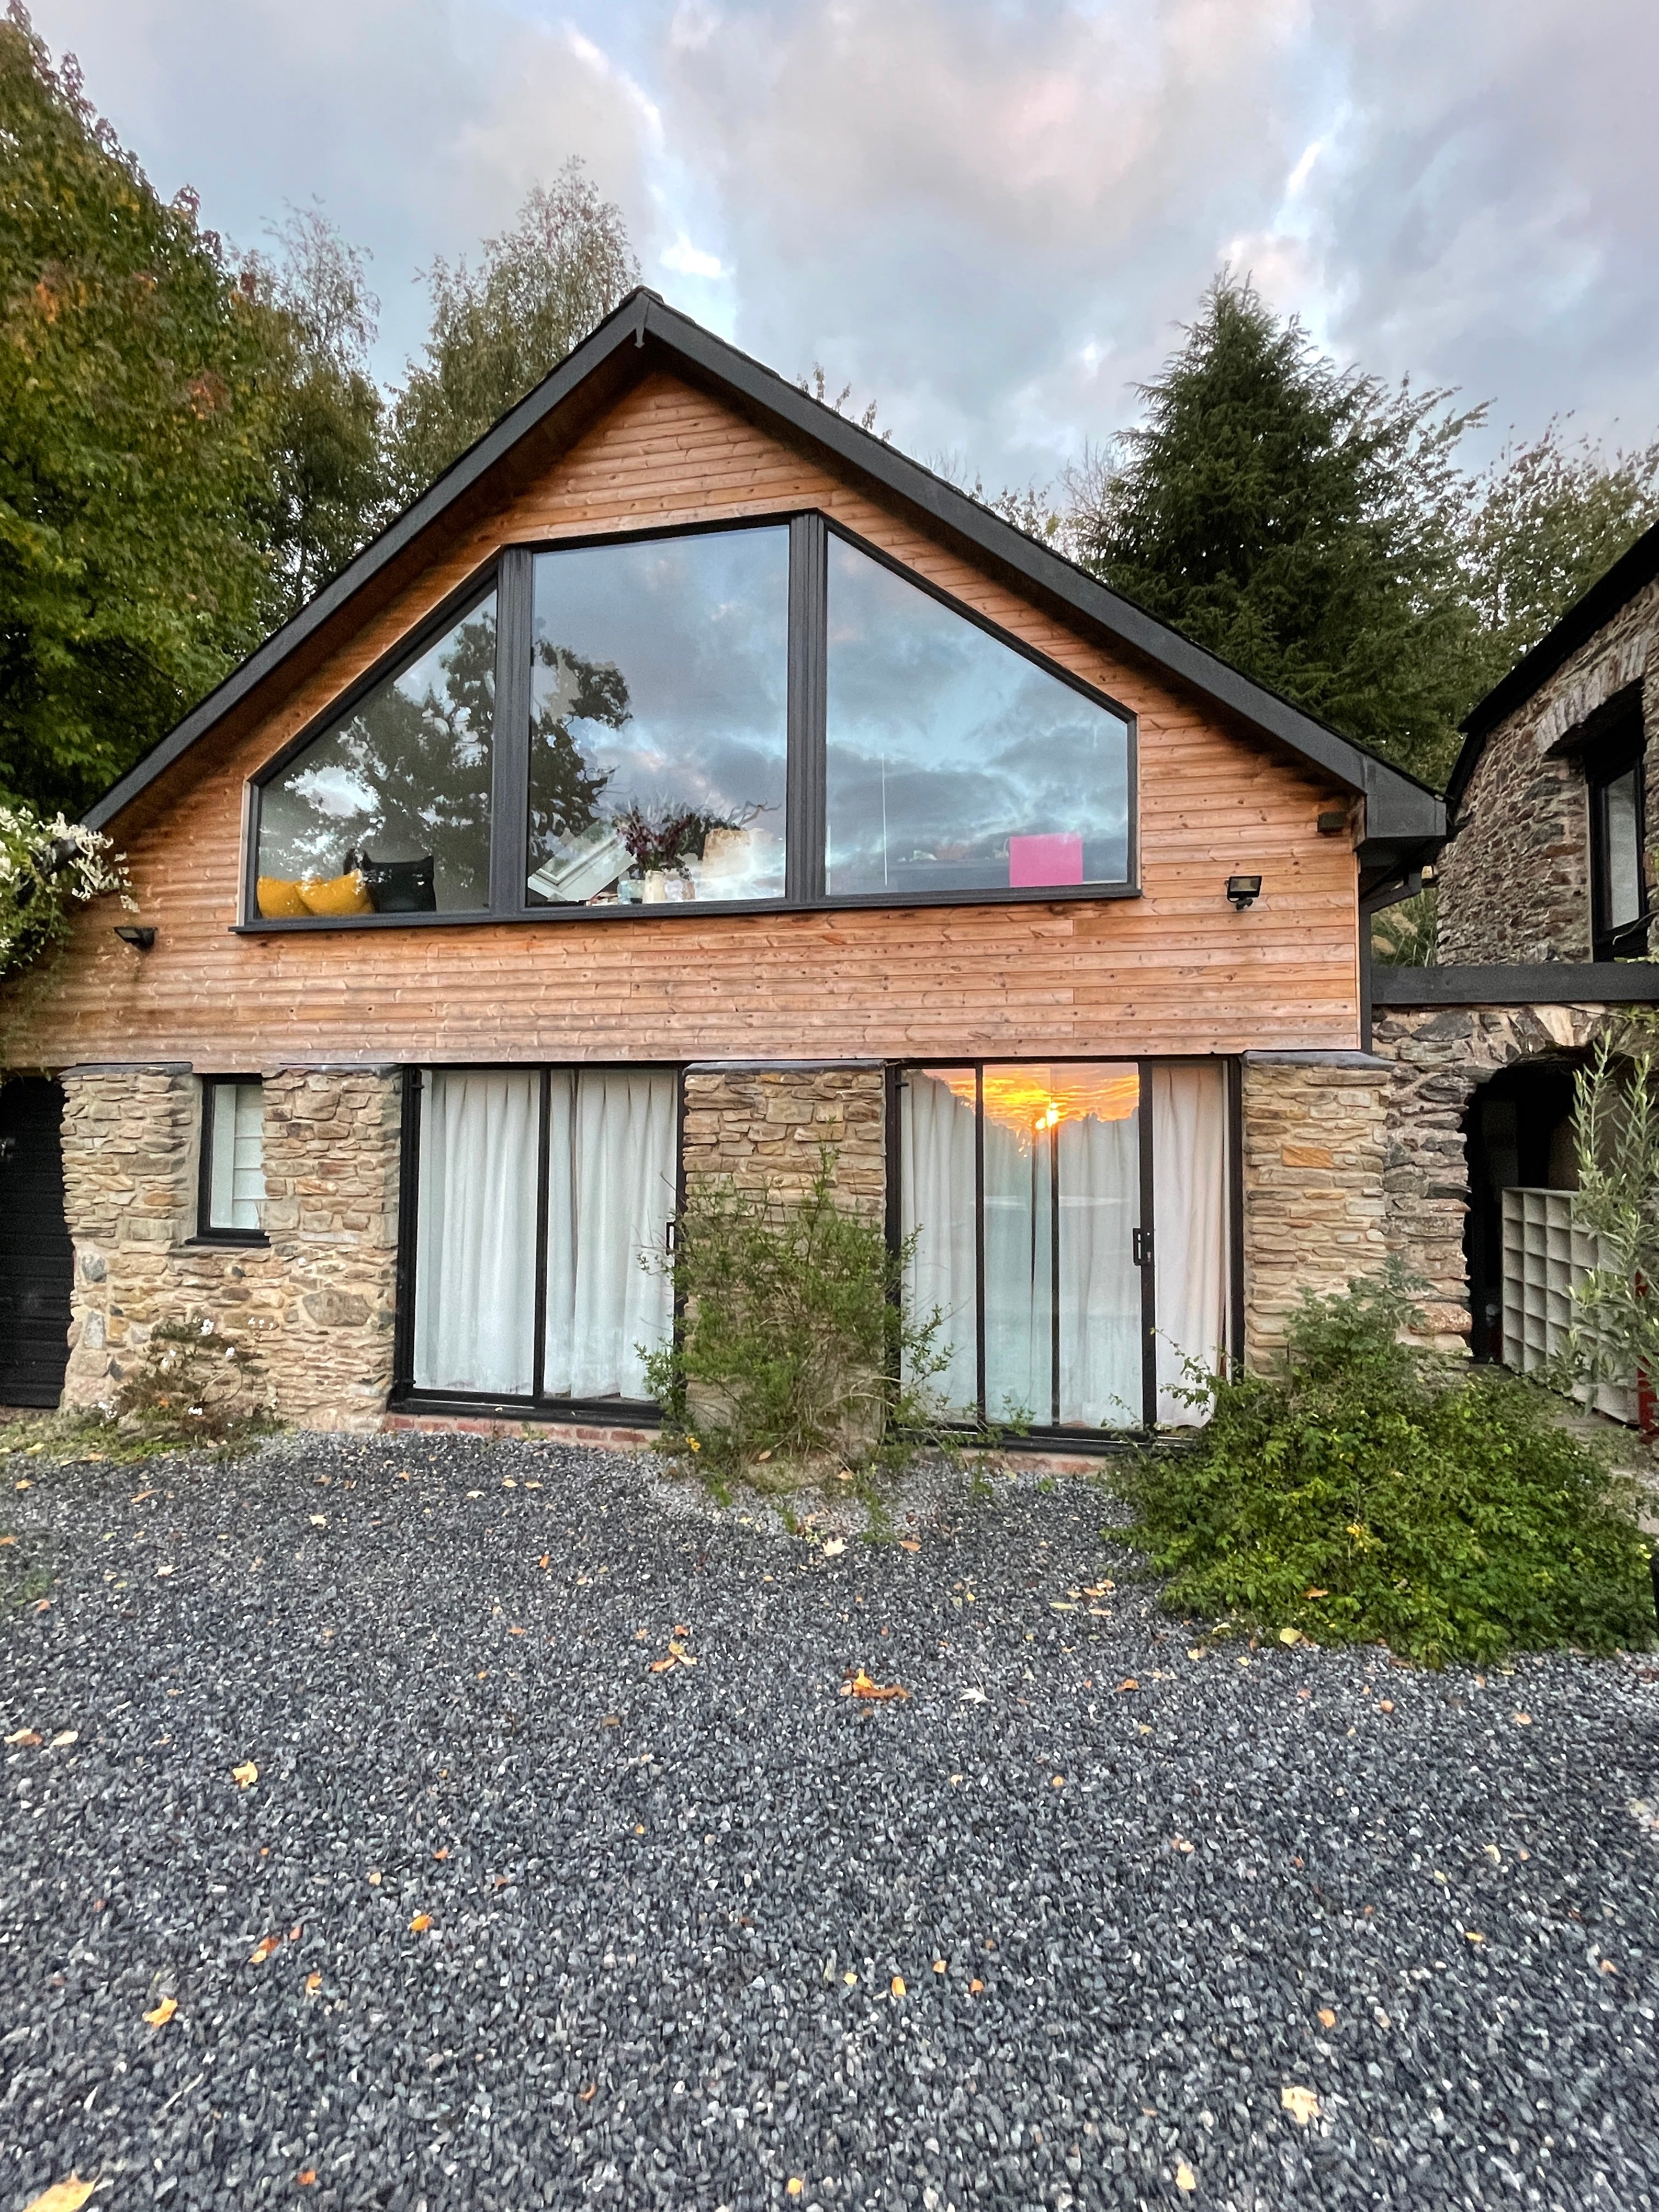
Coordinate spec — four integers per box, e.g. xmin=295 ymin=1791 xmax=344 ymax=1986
xmin=1070 ymin=275 xmax=1485 ymax=784
xmin=387 ymin=163 xmax=636 ymax=501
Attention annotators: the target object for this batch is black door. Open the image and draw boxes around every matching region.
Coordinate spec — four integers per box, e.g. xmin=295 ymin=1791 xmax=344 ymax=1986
xmin=0 ymin=1078 xmax=72 ymax=1407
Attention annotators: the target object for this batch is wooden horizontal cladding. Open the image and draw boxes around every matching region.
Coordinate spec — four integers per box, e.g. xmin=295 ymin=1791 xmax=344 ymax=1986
xmin=4 ymin=369 xmax=1361 ymax=1069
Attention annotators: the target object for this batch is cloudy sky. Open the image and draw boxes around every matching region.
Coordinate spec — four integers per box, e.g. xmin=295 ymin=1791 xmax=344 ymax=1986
xmin=29 ymin=0 xmax=1659 ymax=490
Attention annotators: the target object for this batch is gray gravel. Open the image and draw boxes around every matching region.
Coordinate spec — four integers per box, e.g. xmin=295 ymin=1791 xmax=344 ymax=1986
xmin=4 ymin=1431 xmax=1659 ymax=2212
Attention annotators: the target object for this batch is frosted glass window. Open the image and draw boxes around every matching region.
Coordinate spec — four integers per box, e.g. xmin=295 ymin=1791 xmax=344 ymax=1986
xmin=204 ymin=1080 xmax=265 ymax=1233
xmin=826 ymin=538 xmax=1131 ymax=898
xmin=1602 ymin=766 xmax=1643 ymax=929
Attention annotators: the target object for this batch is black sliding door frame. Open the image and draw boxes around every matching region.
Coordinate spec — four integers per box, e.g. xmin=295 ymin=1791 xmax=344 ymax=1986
xmin=894 ymin=1053 xmax=1239 ymax=1438
xmin=390 ymin=1059 xmax=684 ymax=1423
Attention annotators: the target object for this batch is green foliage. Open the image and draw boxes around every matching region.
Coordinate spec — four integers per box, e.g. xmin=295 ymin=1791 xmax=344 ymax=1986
xmin=1108 ymin=1273 xmax=1655 ymax=1667
xmin=1371 ymin=885 xmax=1438 ymax=967
xmin=1071 ymin=274 xmax=1484 ymax=785
xmin=1567 ymin=1037 xmax=1659 ymax=1398
xmin=112 ymin=1310 xmax=272 ymax=1445
xmin=0 ymin=798 xmax=130 ymax=979
xmin=0 ymin=6 xmax=292 ymax=817
xmin=387 ymin=164 xmax=636 ymax=501
xmin=644 ymin=1157 xmax=953 ymax=1489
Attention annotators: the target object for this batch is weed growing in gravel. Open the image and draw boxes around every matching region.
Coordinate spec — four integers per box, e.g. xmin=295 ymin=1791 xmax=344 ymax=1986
xmin=1107 ymin=1272 xmax=1657 ymax=1667
xmin=645 ymin=1154 xmax=962 ymax=1492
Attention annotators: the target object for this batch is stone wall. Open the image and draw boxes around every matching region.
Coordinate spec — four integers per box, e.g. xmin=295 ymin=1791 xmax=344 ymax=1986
xmin=1438 ymin=572 xmax=1659 ymax=964
xmin=680 ymin=1063 xmax=886 ymax=1214
xmin=1240 ymin=1052 xmax=1388 ymax=1370
xmin=59 ymin=1063 xmax=402 ymax=1431
xmin=1372 ymin=1000 xmax=1621 ymax=1352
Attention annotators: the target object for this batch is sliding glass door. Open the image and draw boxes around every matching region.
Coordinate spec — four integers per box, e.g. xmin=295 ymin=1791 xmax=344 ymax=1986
xmin=410 ymin=1065 xmax=677 ymax=1406
xmin=899 ymin=1059 xmax=1231 ymax=1431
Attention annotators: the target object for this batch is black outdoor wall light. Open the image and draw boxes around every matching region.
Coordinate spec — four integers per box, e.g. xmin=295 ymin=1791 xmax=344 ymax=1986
xmin=114 ymin=925 xmax=156 ymax=951
xmin=1226 ymin=874 xmax=1263 ymax=910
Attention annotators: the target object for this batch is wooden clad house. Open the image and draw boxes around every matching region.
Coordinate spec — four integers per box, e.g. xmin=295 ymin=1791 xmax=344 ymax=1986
xmin=0 ymin=291 xmax=1445 ymax=1437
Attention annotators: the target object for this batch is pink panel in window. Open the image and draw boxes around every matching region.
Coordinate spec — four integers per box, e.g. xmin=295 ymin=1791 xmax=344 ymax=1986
xmin=1008 ymin=831 xmax=1084 ymax=887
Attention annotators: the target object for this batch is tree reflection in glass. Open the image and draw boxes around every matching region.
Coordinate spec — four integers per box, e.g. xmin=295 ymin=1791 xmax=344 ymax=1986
xmin=257 ymin=594 xmax=496 ymax=910
xmin=527 ymin=526 xmax=789 ymax=905
xmin=826 ymin=538 xmax=1130 ymax=898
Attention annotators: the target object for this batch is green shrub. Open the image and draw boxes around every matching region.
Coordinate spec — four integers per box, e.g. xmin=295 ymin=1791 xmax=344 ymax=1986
xmin=1108 ymin=1272 xmax=1655 ymax=1666
xmin=644 ymin=1157 xmax=952 ymax=1489
xmin=112 ymin=1312 xmax=273 ymax=1446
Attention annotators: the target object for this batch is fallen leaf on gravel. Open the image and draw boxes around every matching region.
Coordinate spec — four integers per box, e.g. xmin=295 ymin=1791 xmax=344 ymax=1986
xmin=305 ymin=1972 xmax=321 ymax=1994
xmin=1278 ymin=1627 xmax=1302 ymax=1645
xmin=367 ymin=1870 xmax=382 ymax=1885
xmin=297 ymin=2170 xmax=317 ymax=2187
xmin=232 ymin=1761 xmax=258 ymax=1788
xmin=410 ymin=1912 xmax=433 ymax=1933
xmin=14 ymin=1479 xmax=30 ymax=1491
xmin=1187 ymin=1649 xmax=1205 ymax=1661
xmin=1081 ymin=1583 xmax=1114 ymax=1596
xmin=1171 ymin=1835 xmax=1194 ymax=1853
xmin=1600 ymin=1959 xmax=1617 ymax=1974
xmin=508 ymin=1626 xmax=524 ymax=1637
xmin=843 ymin=1970 xmax=857 ymax=1985
xmin=143 ymin=1994 xmax=177 ymax=2028
xmin=822 ymin=1538 xmax=846 ymax=1558
xmin=787 ymin=2183 xmax=804 ymax=2200
xmin=538 ymin=1554 xmax=550 ymax=1570
xmin=308 ymin=1515 xmax=326 ymax=1528
xmin=1513 ymin=1712 xmax=1533 ymax=1725
xmin=899 ymin=1539 xmax=920 ymax=1553
xmin=154 ymin=1564 xmax=173 ymax=1577
xmin=1464 ymin=1929 xmax=1485 ymax=1944
xmin=890 ymin=1974 xmax=906 ymax=1997
xmin=433 ymin=1847 xmax=449 ymax=1860
xmin=968 ymin=1978 xmax=983 ymax=1994
xmin=466 ymin=1490 xmax=483 ymax=1499
xmin=1280 ymin=2084 xmax=1319 ymax=2126
xmin=933 ymin=1959 xmax=946 ymax=1973
xmin=47 ymin=1729 xmax=78 ymax=1750
xmin=841 ymin=1668 xmax=909 ymax=1702
xmin=1049 ymin=1601 xmax=1075 ymax=1611
xmin=602 ymin=1716 xmax=619 ymax=1727
xmin=1318 ymin=2007 xmax=1336 ymax=2027
xmin=578 ymin=2083 xmax=596 ymax=2102
xmin=1176 ymin=2162 xmax=1197 ymax=2194
xmin=1051 ymin=1774 xmax=1065 ymax=1788
xmin=960 ymin=1686 xmax=986 ymax=1705
xmin=5 ymin=1728 xmax=41 ymax=1746
xmin=131 ymin=1490 xmax=154 ymax=1503
xmin=21 ymin=2177 xmax=97 ymax=2212
xmin=501 ymin=1477 xmax=516 ymax=1489
xmin=249 ymin=1936 xmax=280 ymax=1963
xmin=1116 ymin=1678 xmax=1139 ymax=1693
xmin=1379 ymin=1700 xmax=1395 ymax=1713
xmin=0 ymin=1534 xmax=14 ymax=1546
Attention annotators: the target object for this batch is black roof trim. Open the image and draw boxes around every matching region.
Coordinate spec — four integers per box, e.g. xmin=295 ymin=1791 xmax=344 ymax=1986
xmin=1446 ymin=515 xmax=1659 ymax=809
xmin=1372 ymin=961 xmax=1659 ymax=1009
xmin=86 ymin=289 xmax=1442 ymax=853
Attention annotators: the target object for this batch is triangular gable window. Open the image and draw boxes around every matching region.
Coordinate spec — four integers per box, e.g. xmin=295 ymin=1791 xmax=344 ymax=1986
xmin=825 ymin=534 xmax=1130 ymax=898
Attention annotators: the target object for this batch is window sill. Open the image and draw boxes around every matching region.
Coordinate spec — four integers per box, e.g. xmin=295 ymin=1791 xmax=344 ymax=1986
xmin=232 ymin=882 xmax=1142 ymax=934
xmin=389 ymin=1389 xmax=662 ymax=1426
xmin=180 ymin=1232 xmax=270 ymax=1250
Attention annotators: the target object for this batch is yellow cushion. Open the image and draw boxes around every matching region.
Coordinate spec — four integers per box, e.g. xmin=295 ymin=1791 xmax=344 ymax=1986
xmin=256 ymin=875 xmax=310 ymax=919
xmin=298 ymin=870 xmax=373 ymax=917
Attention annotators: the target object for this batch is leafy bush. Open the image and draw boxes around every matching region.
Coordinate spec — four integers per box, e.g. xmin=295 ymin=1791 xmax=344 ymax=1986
xmin=112 ymin=1312 xmax=272 ymax=1446
xmin=1567 ymin=1034 xmax=1659 ymax=1405
xmin=644 ymin=1158 xmax=952 ymax=1489
xmin=1107 ymin=1273 xmax=1655 ymax=1666
xmin=1 ymin=802 xmax=133 ymax=981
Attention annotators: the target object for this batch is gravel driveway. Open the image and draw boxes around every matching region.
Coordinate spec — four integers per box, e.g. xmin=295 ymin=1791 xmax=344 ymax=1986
xmin=4 ymin=1431 xmax=1659 ymax=2212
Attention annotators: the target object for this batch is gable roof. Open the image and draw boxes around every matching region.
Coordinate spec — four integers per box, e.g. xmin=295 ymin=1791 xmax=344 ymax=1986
xmin=1446 ymin=513 xmax=1659 ymax=810
xmin=86 ymin=289 xmax=1443 ymax=873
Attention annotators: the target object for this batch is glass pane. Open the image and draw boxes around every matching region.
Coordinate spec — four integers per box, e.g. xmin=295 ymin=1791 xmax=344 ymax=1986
xmin=1152 ymin=1064 xmax=1228 ymax=1425
xmin=544 ymin=1070 xmax=677 ymax=1398
xmin=414 ymin=1069 xmax=538 ymax=1393
xmin=527 ymin=528 xmax=788 ymax=906
xmin=208 ymin=1079 xmax=264 ymax=1231
xmin=899 ymin=1069 xmax=979 ymax=1416
xmin=1604 ymin=767 xmax=1642 ymax=928
xmin=826 ymin=538 xmax=1131 ymax=898
xmin=257 ymin=595 xmax=496 ymax=915
xmin=981 ymin=1064 xmax=1141 ymax=1427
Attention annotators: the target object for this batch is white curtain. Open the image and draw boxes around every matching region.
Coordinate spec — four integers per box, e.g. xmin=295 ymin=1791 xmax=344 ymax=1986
xmin=414 ymin=1069 xmax=539 ymax=1392
xmin=1152 ymin=1063 xmax=1229 ymax=1424
xmin=544 ymin=1070 xmax=676 ymax=1399
xmin=1056 ymin=1111 xmax=1142 ymax=1426
xmin=899 ymin=1072 xmax=979 ymax=1414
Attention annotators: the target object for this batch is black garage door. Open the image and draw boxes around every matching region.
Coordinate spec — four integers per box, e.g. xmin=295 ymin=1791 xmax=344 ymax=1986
xmin=0 ymin=1078 xmax=72 ymax=1407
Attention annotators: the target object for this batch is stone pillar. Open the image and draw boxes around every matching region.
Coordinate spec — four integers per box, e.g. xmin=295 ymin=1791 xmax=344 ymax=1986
xmin=1240 ymin=1051 xmax=1389 ymax=1372
xmin=679 ymin=1062 xmax=886 ymax=1215
xmin=261 ymin=1066 xmax=403 ymax=1431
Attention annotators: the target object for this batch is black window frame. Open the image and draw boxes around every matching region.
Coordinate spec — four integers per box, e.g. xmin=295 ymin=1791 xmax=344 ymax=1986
xmin=889 ymin=1053 xmax=1243 ymax=1438
xmin=195 ymin=1074 xmax=269 ymax=1246
xmin=390 ymin=1060 xmax=685 ymax=1424
xmin=1587 ymin=721 xmax=1650 ymax=960
xmin=240 ymin=511 xmax=1140 ymax=934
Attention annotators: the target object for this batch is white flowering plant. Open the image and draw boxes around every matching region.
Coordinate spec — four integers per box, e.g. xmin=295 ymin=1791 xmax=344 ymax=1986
xmin=0 ymin=802 xmax=135 ymax=981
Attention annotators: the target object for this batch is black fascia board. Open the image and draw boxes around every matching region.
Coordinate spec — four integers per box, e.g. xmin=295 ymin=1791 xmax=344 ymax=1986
xmin=84 ymin=287 xmax=1443 ymax=851
xmin=1371 ymin=961 xmax=1659 ymax=1008
xmin=1446 ymin=515 xmax=1659 ymax=812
